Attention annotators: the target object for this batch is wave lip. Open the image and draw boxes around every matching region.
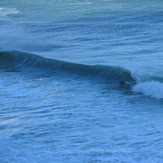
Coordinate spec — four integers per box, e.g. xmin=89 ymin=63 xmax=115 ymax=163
xmin=133 ymin=81 xmax=163 ymax=99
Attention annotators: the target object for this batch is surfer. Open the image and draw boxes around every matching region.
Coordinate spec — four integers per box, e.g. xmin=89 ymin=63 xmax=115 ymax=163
xmin=119 ymin=80 xmax=131 ymax=89
xmin=120 ymin=80 xmax=125 ymax=85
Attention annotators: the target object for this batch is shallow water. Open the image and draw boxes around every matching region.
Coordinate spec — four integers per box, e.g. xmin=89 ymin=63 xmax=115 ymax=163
xmin=0 ymin=0 xmax=163 ymax=162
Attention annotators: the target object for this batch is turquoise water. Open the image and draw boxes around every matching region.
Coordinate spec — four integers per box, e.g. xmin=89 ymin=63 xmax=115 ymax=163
xmin=0 ymin=0 xmax=163 ymax=162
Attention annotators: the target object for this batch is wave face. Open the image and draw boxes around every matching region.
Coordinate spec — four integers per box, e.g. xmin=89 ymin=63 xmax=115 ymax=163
xmin=0 ymin=51 xmax=135 ymax=84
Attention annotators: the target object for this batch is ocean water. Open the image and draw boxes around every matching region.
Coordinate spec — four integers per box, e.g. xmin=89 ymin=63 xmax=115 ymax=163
xmin=0 ymin=0 xmax=163 ymax=162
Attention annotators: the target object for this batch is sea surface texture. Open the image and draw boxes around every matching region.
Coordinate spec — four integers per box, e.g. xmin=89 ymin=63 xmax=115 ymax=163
xmin=0 ymin=0 xmax=163 ymax=162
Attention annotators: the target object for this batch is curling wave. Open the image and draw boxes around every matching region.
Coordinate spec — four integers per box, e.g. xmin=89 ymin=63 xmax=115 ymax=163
xmin=1 ymin=51 xmax=163 ymax=99
xmin=0 ymin=51 xmax=135 ymax=84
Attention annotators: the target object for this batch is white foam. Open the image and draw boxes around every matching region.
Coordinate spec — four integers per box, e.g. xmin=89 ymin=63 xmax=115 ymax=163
xmin=0 ymin=7 xmax=19 ymax=16
xmin=133 ymin=81 xmax=163 ymax=99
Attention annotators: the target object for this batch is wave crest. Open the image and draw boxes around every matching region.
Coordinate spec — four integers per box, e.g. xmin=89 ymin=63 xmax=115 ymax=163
xmin=2 ymin=51 xmax=163 ymax=99
xmin=0 ymin=51 xmax=135 ymax=84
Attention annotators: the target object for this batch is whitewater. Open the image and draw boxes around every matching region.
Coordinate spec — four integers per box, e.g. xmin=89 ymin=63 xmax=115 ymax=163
xmin=0 ymin=0 xmax=163 ymax=162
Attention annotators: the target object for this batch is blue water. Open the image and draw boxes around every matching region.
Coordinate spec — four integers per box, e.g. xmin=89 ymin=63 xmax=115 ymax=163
xmin=0 ymin=0 xmax=163 ymax=162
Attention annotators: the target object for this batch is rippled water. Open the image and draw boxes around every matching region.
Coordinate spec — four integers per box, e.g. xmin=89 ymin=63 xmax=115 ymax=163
xmin=0 ymin=0 xmax=163 ymax=162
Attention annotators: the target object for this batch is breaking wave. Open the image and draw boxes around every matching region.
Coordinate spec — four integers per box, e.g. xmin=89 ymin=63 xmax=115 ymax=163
xmin=1 ymin=51 xmax=163 ymax=99
xmin=133 ymin=81 xmax=163 ymax=99
xmin=0 ymin=51 xmax=135 ymax=84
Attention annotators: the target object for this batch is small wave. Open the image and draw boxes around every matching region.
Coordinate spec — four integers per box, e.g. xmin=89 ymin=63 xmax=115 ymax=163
xmin=0 ymin=51 xmax=135 ymax=84
xmin=0 ymin=8 xmax=19 ymax=16
xmin=133 ymin=81 xmax=163 ymax=99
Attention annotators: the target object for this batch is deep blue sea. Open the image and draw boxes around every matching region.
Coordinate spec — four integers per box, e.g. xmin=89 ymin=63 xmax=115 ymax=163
xmin=0 ymin=0 xmax=163 ymax=162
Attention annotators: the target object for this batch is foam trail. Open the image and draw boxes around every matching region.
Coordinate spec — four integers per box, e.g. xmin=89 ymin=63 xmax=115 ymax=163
xmin=133 ymin=81 xmax=163 ymax=99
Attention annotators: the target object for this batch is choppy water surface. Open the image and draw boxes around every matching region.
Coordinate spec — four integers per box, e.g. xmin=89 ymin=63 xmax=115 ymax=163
xmin=0 ymin=0 xmax=163 ymax=162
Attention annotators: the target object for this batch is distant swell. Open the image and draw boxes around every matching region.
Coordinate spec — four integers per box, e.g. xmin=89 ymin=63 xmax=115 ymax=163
xmin=0 ymin=51 xmax=135 ymax=84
